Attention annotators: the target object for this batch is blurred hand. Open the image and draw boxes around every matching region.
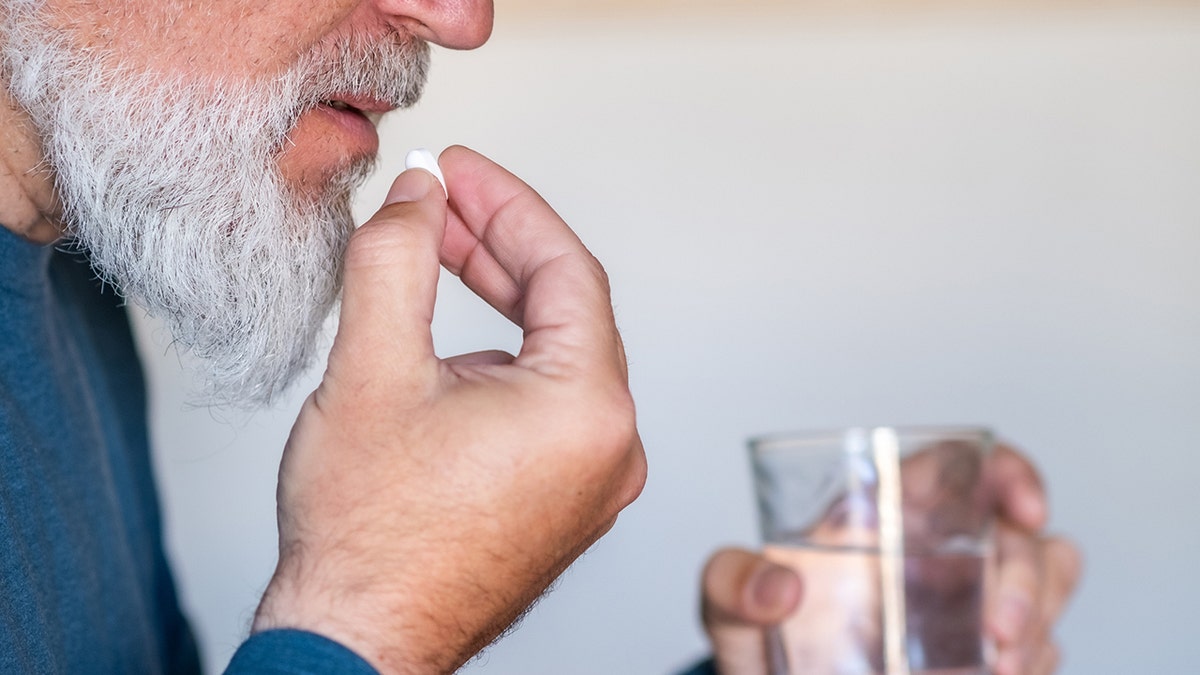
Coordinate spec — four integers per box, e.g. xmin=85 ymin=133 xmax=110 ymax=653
xmin=984 ymin=445 xmax=1082 ymax=675
xmin=700 ymin=444 xmax=1081 ymax=675
xmin=253 ymin=146 xmax=647 ymax=674
xmin=702 ymin=548 xmax=803 ymax=675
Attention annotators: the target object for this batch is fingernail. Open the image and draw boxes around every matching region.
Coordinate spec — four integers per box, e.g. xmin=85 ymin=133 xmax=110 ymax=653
xmin=384 ymin=169 xmax=437 ymax=205
xmin=994 ymin=594 xmax=1031 ymax=641
xmin=752 ymin=564 xmax=797 ymax=611
xmin=404 ymin=147 xmax=448 ymax=197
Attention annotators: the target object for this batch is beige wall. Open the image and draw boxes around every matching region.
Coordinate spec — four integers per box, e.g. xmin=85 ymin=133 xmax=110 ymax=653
xmin=139 ymin=4 xmax=1200 ymax=673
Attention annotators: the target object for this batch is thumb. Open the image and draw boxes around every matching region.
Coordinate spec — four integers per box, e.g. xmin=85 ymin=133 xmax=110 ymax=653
xmin=702 ymin=548 xmax=802 ymax=675
xmin=332 ymin=168 xmax=447 ymax=386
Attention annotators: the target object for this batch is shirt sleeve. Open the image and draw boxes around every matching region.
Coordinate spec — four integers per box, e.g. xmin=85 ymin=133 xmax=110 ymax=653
xmin=224 ymin=630 xmax=379 ymax=675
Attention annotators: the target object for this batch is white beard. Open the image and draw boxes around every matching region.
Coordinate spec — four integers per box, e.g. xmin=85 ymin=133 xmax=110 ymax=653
xmin=0 ymin=6 xmax=429 ymax=407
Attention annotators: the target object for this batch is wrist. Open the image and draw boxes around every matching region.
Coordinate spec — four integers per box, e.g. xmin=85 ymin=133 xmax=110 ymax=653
xmin=252 ymin=559 xmax=408 ymax=674
xmin=251 ymin=549 xmax=497 ymax=675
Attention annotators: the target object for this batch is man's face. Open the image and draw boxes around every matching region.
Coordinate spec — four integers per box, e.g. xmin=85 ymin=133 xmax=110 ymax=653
xmin=0 ymin=0 xmax=492 ymax=406
xmin=31 ymin=0 xmax=493 ymax=191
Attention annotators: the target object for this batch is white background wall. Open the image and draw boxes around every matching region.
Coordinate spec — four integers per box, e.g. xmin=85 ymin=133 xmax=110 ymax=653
xmin=135 ymin=4 xmax=1200 ymax=674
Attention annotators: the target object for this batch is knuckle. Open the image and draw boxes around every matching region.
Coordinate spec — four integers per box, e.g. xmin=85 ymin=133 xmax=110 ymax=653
xmin=577 ymin=386 xmax=638 ymax=456
xmin=370 ymin=198 xmax=424 ymax=224
xmin=343 ymin=223 xmax=400 ymax=269
xmin=700 ymin=550 xmax=726 ymax=590
xmin=344 ymin=210 xmax=434 ymax=269
xmin=589 ymin=255 xmax=613 ymax=292
xmin=700 ymin=549 xmax=751 ymax=619
xmin=569 ymin=385 xmax=643 ymax=507
xmin=1052 ymin=538 xmax=1085 ymax=588
xmin=616 ymin=445 xmax=648 ymax=507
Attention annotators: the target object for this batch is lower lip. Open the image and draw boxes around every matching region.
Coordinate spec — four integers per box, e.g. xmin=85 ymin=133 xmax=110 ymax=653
xmin=309 ymin=103 xmax=381 ymax=157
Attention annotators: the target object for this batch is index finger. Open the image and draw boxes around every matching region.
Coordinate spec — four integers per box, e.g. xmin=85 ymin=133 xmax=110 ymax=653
xmin=986 ymin=444 xmax=1048 ymax=532
xmin=438 ymin=146 xmax=623 ymax=375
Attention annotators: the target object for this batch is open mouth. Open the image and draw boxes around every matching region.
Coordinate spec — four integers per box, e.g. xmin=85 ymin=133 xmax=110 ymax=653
xmin=318 ymin=95 xmax=394 ymax=125
xmin=283 ymin=94 xmax=399 ymax=162
xmin=320 ymin=99 xmax=371 ymax=124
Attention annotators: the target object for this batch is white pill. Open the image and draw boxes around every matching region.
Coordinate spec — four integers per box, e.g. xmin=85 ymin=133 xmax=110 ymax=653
xmin=404 ymin=147 xmax=448 ymax=197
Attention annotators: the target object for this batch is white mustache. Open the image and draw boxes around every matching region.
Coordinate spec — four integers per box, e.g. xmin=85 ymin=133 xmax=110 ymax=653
xmin=292 ymin=34 xmax=430 ymax=112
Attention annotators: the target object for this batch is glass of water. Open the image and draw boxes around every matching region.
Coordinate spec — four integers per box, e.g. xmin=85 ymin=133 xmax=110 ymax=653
xmin=750 ymin=426 xmax=996 ymax=675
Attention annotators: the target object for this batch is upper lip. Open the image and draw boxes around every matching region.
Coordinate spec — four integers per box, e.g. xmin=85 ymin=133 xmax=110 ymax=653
xmin=321 ymin=94 xmax=398 ymax=115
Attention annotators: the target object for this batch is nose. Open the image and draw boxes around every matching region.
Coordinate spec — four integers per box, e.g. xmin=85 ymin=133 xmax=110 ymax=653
xmin=375 ymin=0 xmax=494 ymax=50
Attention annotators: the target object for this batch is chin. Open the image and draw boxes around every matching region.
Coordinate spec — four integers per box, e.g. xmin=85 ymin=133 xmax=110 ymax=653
xmin=281 ymin=153 xmax=376 ymax=204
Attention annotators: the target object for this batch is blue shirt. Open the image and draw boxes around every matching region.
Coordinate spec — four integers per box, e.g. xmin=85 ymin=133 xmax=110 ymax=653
xmin=0 ymin=227 xmax=374 ymax=674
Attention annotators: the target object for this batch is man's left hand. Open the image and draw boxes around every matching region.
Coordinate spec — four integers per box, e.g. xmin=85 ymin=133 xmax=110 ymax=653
xmin=700 ymin=444 xmax=1082 ymax=675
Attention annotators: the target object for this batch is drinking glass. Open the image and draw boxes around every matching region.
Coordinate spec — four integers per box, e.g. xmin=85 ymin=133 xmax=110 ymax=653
xmin=750 ymin=426 xmax=995 ymax=675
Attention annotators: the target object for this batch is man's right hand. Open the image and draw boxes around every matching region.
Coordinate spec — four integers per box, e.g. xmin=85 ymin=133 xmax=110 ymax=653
xmin=252 ymin=146 xmax=647 ymax=674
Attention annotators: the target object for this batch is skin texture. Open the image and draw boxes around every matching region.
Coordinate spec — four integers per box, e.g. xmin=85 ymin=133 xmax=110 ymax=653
xmin=0 ymin=85 xmax=57 ymax=241
xmin=701 ymin=444 xmax=1083 ymax=675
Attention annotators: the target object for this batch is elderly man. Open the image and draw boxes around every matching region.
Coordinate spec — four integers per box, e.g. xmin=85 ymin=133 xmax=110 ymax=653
xmin=0 ymin=0 xmax=1077 ymax=673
